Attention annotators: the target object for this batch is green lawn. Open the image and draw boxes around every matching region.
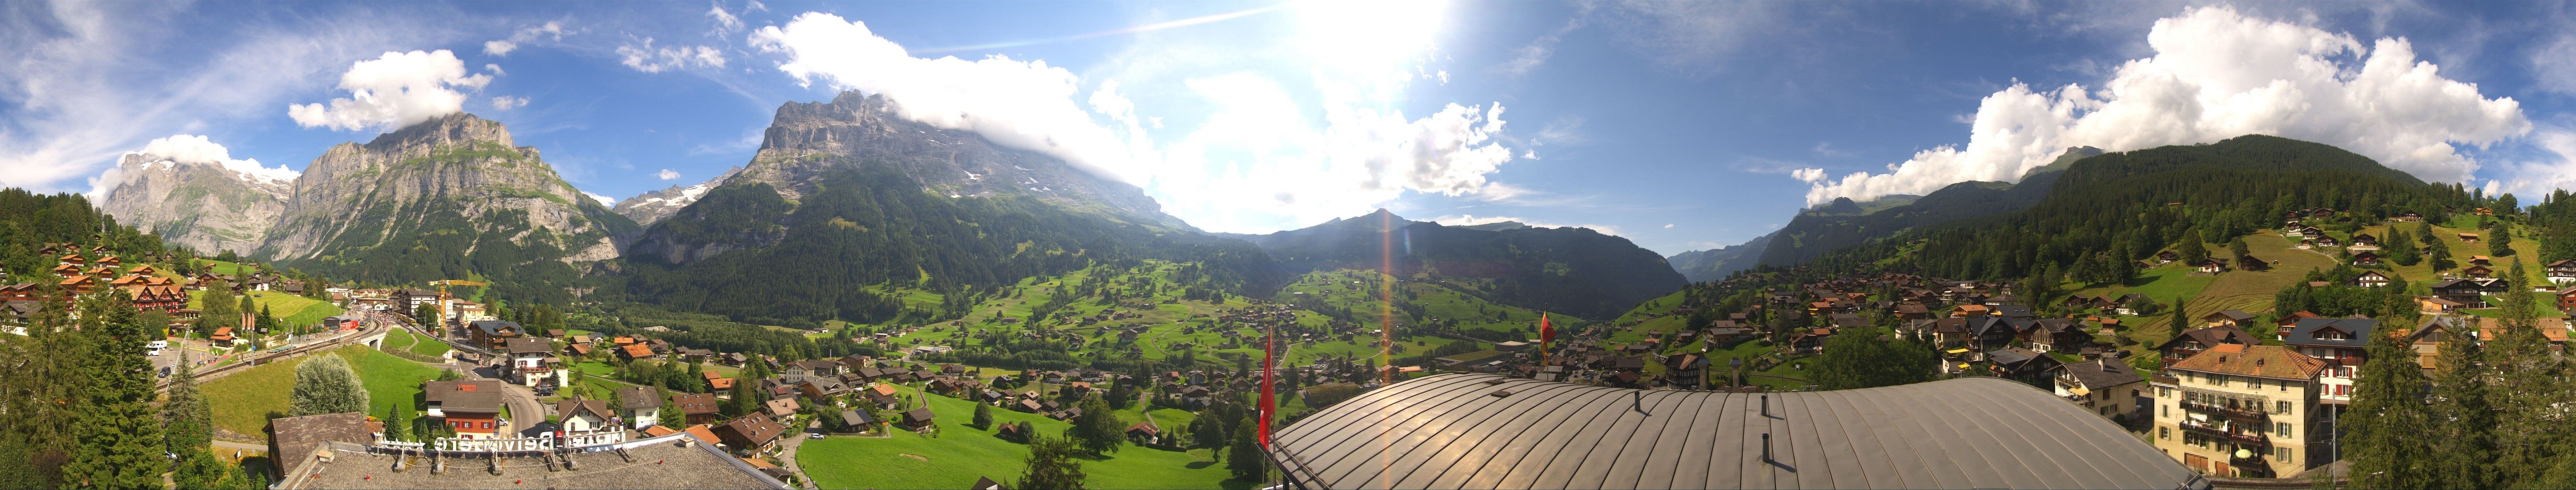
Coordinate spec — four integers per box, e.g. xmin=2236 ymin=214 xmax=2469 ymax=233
xmin=202 ymin=345 xmax=445 ymax=437
xmin=798 ymin=384 xmax=1249 ymax=490
xmin=382 ymin=328 xmax=452 ymax=357
xmin=192 ymin=290 xmax=347 ymax=328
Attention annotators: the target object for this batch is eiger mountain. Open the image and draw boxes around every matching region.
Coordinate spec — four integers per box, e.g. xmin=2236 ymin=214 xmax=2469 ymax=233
xmin=1224 ymin=210 xmax=1685 ymax=319
xmin=99 ymin=113 xmax=638 ymax=302
xmin=97 ymin=154 xmax=292 ymax=253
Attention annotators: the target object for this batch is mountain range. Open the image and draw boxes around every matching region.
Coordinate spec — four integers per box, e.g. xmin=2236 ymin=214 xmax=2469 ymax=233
xmin=1664 ymin=146 xmax=2106 ymax=281
xmin=96 ymin=89 xmax=1688 ymax=324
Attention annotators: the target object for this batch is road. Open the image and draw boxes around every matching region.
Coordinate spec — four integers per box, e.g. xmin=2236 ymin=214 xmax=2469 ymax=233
xmin=776 ymin=420 xmax=823 ymax=490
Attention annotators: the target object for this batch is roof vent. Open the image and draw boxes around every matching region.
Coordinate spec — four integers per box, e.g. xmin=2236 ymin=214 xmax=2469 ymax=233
xmin=1483 ymin=379 xmax=1507 ymax=385
xmin=1489 ymin=390 xmax=1513 ymax=398
xmin=2256 ymin=359 xmax=2266 ymax=366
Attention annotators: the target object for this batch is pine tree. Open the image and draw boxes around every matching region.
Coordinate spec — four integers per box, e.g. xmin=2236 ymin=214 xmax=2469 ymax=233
xmin=658 ymin=386 xmax=680 ymax=429
xmin=164 ymin=355 xmax=212 ymax=457
xmin=2427 ymin=327 xmax=2495 ymax=488
xmin=2386 ymin=230 xmax=2421 ymax=266
xmin=2169 ymin=296 xmax=2189 ymax=335
xmin=59 ymin=291 xmax=166 ymax=489
xmin=289 ymin=355 xmax=370 ymax=416
xmin=2426 ymin=235 xmax=2453 ymax=271
xmin=2178 ymin=234 xmax=2210 ymax=266
xmin=2490 ymin=258 xmax=2568 ymax=487
xmin=385 ymin=401 xmax=411 ymax=442
xmin=972 ymin=402 xmax=994 ymax=430
xmin=2490 ymin=224 xmax=2515 ymax=256
xmin=2346 ymin=330 xmax=2433 ymax=489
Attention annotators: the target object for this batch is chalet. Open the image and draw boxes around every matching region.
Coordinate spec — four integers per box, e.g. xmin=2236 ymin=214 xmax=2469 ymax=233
xmin=2459 ymin=233 xmax=2481 ymax=243
xmin=422 ymin=379 xmax=506 ymax=438
xmin=1827 ymin=313 xmax=1871 ymax=329
xmin=714 ymin=412 xmax=787 ymax=451
xmin=555 ymin=399 xmax=614 ymax=433
xmin=2156 ymin=251 xmax=2180 ymax=264
xmin=2027 ymin=319 xmax=2089 ymax=353
xmin=2297 ymin=226 xmax=2325 ymax=238
xmin=2314 ymin=235 xmax=2341 ymax=247
xmin=2349 ymin=234 xmax=2378 ymax=247
xmin=2349 ymin=251 xmax=2381 ymax=266
xmin=2549 ymin=259 xmax=2576 ymax=285
xmin=2283 ymin=318 xmax=2373 ymax=404
xmin=616 ymin=386 xmax=663 ymax=429
xmin=2236 ymin=255 xmax=2268 ymax=271
xmin=2459 ymin=264 xmax=2495 ymax=278
xmin=1789 ymin=328 xmax=1834 ymax=354
xmin=2273 ymin=311 xmax=2322 ymax=330
xmin=2418 ymin=296 xmax=2466 ymax=315
xmin=765 ymin=398 xmax=800 ymax=419
xmin=57 ymin=276 xmax=96 ymax=296
xmin=2394 ymin=211 xmax=2424 ymax=222
xmin=902 ymin=408 xmax=937 ymax=429
xmin=2351 ymin=270 xmax=2391 ymax=289
xmin=1985 ymin=346 xmax=2062 ymax=381
xmin=672 ymin=392 xmax=722 ymax=425
xmin=800 ymin=378 xmax=849 ymax=399
xmin=2196 ymin=258 xmax=2228 ymax=273
xmin=2430 ymin=279 xmax=2488 ymax=308
xmin=620 ymin=343 xmax=656 ymax=360
xmin=466 ymin=320 xmax=527 ymax=350
xmin=2559 ymin=287 xmax=2576 ymax=312
xmin=2053 ymin=359 xmax=2146 ymax=421
xmin=1125 ymin=422 xmax=1162 ymax=445
xmin=1966 ymin=317 xmax=2018 ymax=351
xmin=835 ymin=410 xmax=878 ymax=434
xmin=210 ymin=326 xmax=238 ymax=347
xmin=2155 ymin=326 xmax=2258 ymax=367
xmin=2201 ymin=310 xmax=2256 ymax=328
xmin=0 ymin=283 xmax=36 ymax=302
xmin=2469 ymin=256 xmax=2494 ymax=267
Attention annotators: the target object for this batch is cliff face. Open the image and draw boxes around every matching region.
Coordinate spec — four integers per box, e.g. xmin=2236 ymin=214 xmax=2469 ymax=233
xmin=260 ymin=113 xmax=637 ymax=264
xmin=97 ymin=154 xmax=290 ymax=253
xmin=736 ymin=91 xmax=1183 ymax=228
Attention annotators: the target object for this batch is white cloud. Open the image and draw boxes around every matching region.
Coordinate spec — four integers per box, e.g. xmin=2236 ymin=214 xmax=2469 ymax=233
xmin=483 ymin=21 xmax=568 ymax=57
xmin=1497 ymin=18 xmax=1583 ymax=78
xmin=1430 ymin=214 xmax=1622 ymax=236
xmin=2533 ymin=33 xmax=2576 ymax=96
xmin=1662 ymin=223 xmax=1675 ymax=229
xmin=88 ymin=134 xmax=302 ymax=198
xmin=287 ymin=50 xmax=497 ymax=132
xmin=1798 ymin=6 xmax=2529 ymax=205
xmin=485 ymin=63 xmax=506 ymax=76
xmin=657 ymin=169 xmax=681 ymax=180
xmin=0 ymin=3 xmax=444 ymax=193
xmin=583 ymin=191 xmax=615 ymax=206
xmin=1789 ymin=167 xmax=1827 ymax=183
xmin=2486 ymin=128 xmax=2576 ymax=198
xmin=616 ymin=37 xmax=727 ymax=73
xmin=490 ymin=96 xmax=528 ymax=111
xmin=707 ymin=2 xmax=745 ymax=33
xmin=750 ymin=8 xmax=1518 ymax=233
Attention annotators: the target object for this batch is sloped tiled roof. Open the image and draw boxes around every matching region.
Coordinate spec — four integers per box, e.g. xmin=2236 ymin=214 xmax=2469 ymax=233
xmin=2170 ymin=344 xmax=2325 ymax=380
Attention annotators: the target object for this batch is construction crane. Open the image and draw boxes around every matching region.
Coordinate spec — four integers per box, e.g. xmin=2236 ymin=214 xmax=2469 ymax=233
xmin=429 ymin=279 xmax=488 ymax=302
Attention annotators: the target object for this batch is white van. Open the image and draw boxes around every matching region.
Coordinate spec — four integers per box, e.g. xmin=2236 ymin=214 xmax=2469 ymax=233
xmin=147 ymin=340 xmax=169 ymax=350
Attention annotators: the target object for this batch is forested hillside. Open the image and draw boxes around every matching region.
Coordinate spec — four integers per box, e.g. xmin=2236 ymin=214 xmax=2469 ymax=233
xmin=620 ymin=165 xmax=1284 ymax=328
xmin=1784 ymin=135 xmax=2463 ymax=282
xmin=1228 ymin=210 xmax=1682 ymax=319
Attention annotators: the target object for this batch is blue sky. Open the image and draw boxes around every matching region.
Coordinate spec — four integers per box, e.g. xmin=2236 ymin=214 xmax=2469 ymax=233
xmin=7 ymin=1 xmax=2576 ymax=256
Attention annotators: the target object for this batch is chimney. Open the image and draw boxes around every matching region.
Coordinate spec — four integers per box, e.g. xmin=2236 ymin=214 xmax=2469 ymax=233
xmin=1761 ymin=433 xmax=1774 ymax=463
xmin=1760 ymin=395 xmax=1770 ymax=417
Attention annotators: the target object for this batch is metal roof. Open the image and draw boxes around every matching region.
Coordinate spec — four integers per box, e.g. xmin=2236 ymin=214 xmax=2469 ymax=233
xmin=1267 ymin=373 xmax=2208 ymax=490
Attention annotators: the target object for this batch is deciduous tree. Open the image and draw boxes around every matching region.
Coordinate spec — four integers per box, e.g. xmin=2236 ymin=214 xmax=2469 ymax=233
xmin=289 ymin=355 xmax=370 ymax=416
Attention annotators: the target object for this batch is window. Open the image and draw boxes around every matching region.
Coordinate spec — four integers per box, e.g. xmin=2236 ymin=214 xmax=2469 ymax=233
xmin=2276 ymin=422 xmax=2292 ymax=437
xmin=2160 ymin=427 xmax=2171 ymax=440
xmin=2213 ymin=375 xmax=2228 ymax=387
xmin=2248 ymin=379 xmax=2262 ymax=390
xmin=2160 ymin=387 xmax=2172 ymax=398
xmin=2277 ymin=446 xmax=2294 ymax=464
xmin=2278 ymin=401 xmax=2291 ymax=414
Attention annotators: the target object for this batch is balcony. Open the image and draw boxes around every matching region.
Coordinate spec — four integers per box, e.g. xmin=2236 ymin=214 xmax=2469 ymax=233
xmin=2180 ymin=400 xmax=2270 ymax=421
xmin=2229 ymin=457 xmax=2275 ymax=478
xmin=2180 ymin=422 xmax=2270 ymax=448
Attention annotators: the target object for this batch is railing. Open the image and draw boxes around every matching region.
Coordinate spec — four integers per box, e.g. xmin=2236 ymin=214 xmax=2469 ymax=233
xmin=2180 ymin=422 xmax=2270 ymax=447
xmin=2180 ymin=400 xmax=2270 ymax=421
xmin=2230 ymin=456 xmax=2275 ymax=478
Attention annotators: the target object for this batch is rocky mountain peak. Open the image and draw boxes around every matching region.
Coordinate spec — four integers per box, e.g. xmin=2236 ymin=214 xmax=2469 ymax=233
xmin=366 ymin=112 xmax=516 ymax=152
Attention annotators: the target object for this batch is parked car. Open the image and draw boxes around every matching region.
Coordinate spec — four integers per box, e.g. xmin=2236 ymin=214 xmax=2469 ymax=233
xmin=158 ymin=366 xmax=173 ymax=378
xmin=807 ymin=433 xmax=826 ymax=440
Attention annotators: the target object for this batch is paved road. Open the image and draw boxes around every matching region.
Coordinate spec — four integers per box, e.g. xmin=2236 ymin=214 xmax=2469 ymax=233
xmin=777 ymin=420 xmax=823 ymax=490
xmin=212 ymin=440 xmax=266 ymax=452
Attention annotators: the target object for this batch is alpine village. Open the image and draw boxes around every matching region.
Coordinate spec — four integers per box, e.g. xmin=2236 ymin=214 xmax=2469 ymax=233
xmin=14 ymin=4 xmax=2576 ymax=490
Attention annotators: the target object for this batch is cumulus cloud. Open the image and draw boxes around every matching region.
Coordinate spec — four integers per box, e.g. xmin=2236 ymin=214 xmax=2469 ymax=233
xmin=1796 ymin=6 xmax=2529 ymax=205
xmin=287 ymin=50 xmax=498 ymax=132
xmin=751 ymin=10 xmax=1519 ymax=233
xmin=2486 ymin=128 xmax=2576 ymax=198
xmin=657 ymin=169 xmax=680 ymax=180
xmin=583 ymin=191 xmax=615 ymax=206
xmin=490 ymin=96 xmax=528 ymax=111
xmin=483 ymin=21 xmax=569 ymax=57
xmin=616 ymin=37 xmax=727 ymax=73
xmin=750 ymin=13 xmax=1152 ymax=183
xmin=90 ymin=134 xmax=301 ymax=198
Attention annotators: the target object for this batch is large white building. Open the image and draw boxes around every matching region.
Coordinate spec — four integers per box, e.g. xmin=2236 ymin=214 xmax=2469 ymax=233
xmin=2151 ymin=344 xmax=2332 ymax=479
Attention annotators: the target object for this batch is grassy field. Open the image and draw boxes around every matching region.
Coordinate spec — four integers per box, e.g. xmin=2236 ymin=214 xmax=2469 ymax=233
xmin=190 ymin=290 xmax=347 ymax=328
xmin=202 ymin=345 xmax=445 ymax=436
xmin=798 ymin=383 xmax=1248 ymax=490
xmin=381 ymin=328 xmax=452 ymax=357
xmin=193 ymin=259 xmax=250 ymax=277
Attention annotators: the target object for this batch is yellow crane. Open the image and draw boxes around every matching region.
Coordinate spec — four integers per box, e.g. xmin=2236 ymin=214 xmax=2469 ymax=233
xmin=429 ymin=279 xmax=488 ymax=302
